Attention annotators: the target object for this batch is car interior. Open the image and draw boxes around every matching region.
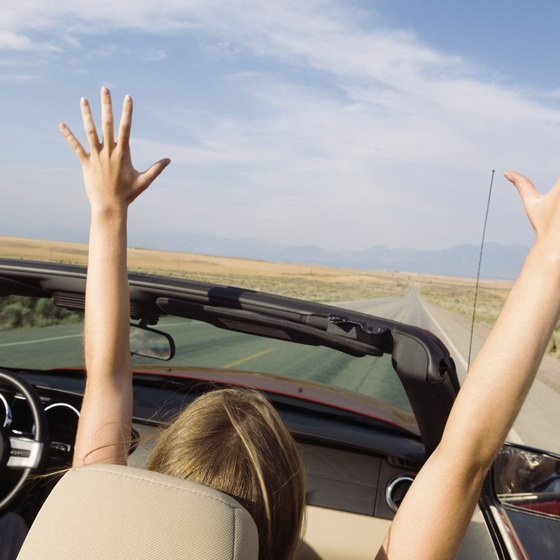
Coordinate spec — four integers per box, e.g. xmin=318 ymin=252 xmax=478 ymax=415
xmin=0 ymin=258 xmax=545 ymax=559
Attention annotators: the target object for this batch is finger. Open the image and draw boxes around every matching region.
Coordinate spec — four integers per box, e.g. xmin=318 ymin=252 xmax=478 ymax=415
xmin=59 ymin=122 xmax=88 ymax=162
xmin=100 ymin=87 xmax=115 ymax=149
xmin=80 ymin=97 xmax=100 ymax=152
xmin=117 ymin=95 xmax=133 ymax=152
xmin=504 ymin=171 xmax=541 ymax=208
xmin=133 ymin=158 xmax=171 ymax=198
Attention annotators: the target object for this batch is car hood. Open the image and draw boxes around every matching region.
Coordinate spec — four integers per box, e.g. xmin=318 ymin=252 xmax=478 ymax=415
xmin=131 ymin=365 xmax=421 ymax=437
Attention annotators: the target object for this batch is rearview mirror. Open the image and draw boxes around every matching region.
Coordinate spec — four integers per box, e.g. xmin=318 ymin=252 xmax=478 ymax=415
xmin=129 ymin=324 xmax=175 ymax=361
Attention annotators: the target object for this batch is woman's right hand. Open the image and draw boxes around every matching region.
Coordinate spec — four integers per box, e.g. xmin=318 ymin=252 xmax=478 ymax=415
xmin=378 ymin=170 xmax=560 ymax=560
xmin=505 ymin=171 xmax=560 ymax=253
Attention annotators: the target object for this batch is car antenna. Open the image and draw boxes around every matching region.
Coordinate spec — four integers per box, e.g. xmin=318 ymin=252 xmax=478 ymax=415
xmin=468 ymin=169 xmax=495 ymax=370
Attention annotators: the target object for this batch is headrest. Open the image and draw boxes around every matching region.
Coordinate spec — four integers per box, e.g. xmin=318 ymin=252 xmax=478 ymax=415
xmin=17 ymin=464 xmax=259 ymax=559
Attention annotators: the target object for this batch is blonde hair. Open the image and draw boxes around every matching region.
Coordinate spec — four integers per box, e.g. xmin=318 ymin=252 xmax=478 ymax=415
xmin=145 ymin=388 xmax=305 ymax=560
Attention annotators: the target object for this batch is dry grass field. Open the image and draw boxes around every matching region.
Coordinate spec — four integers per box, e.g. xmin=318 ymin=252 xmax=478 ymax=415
xmin=420 ymin=275 xmax=560 ymax=359
xmin=0 ymin=236 xmax=409 ymax=302
xmin=3 ymin=235 xmax=559 ymax=358
xmin=420 ymin=276 xmax=512 ymax=327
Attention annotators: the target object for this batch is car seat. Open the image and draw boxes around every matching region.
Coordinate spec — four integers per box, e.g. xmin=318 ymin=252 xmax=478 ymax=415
xmin=17 ymin=464 xmax=258 ymax=559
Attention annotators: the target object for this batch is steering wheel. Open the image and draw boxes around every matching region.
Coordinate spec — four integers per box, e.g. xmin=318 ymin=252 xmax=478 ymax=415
xmin=0 ymin=368 xmax=48 ymax=514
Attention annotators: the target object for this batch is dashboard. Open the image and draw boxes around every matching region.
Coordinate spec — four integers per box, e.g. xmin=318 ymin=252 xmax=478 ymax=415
xmin=2 ymin=368 xmax=424 ymax=523
xmin=1 ymin=369 xmax=503 ymax=560
xmin=1 ymin=386 xmax=81 ymax=470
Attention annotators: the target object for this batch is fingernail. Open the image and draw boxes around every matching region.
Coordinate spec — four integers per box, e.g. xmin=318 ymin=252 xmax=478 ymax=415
xmin=504 ymin=171 xmax=514 ymax=181
xmin=125 ymin=94 xmax=132 ymax=103
xmin=80 ymin=97 xmax=88 ymax=106
xmin=102 ymin=86 xmax=109 ymax=95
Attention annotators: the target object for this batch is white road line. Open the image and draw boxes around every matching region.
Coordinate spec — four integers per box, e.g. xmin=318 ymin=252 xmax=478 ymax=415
xmin=0 ymin=333 xmax=83 ymax=348
xmin=419 ymin=299 xmax=524 ymax=445
xmin=419 ymin=301 xmax=468 ymax=372
xmin=0 ymin=321 xmax=195 ymax=350
xmin=145 ymin=321 xmax=194 ymax=329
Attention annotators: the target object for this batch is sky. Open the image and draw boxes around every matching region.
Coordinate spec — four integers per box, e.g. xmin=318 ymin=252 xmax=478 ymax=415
xmin=1 ymin=0 xmax=560 ymax=253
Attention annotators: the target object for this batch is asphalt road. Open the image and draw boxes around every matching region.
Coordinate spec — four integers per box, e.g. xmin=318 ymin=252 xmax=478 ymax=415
xmin=137 ymin=319 xmax=412 ymax=411
xmin=334 ymin=285 xmax=560 ymax=455
xmin=1 ymin=316 xmax=412 ymax=414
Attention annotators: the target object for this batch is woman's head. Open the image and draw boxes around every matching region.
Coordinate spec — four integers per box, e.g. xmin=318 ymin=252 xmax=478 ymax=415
xmin=145 ymin=387 xmax=305 ymax=560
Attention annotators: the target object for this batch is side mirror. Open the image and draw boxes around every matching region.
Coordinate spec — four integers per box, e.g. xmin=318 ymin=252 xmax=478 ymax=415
xmin=494 ymin=443 xmax=560 ymax=518
xmin=129 ymin=324 xmax=175 ymax=361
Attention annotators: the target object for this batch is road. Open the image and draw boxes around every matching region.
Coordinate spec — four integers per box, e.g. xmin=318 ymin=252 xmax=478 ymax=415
xmin=335 ymin=285 xmax=560 ymax=454
xmin=134 ymin=318 xmax=414 ymax=414
xmin=1 ymin=316 xmax=412 ymax=415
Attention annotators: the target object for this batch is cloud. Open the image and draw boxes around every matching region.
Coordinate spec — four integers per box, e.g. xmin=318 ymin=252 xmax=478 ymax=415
xmin=0 ymin=72 xmax=38 ymax=83
xmin=0 ymin=30 xmax=37 ymax=50
xmin=2 ymin=1 xmax=560 ymax=250
xmin=0 ymin=0 xmax=199 ymax=36
xmin=0 ymin=29 xmax=61 ymax=54
xmin=133 ymin=60 xmax=558 ymax=248
xmin=143 ymin=48 xmax=167 ymax=62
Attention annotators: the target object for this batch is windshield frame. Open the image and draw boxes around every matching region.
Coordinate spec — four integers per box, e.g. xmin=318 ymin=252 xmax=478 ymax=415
xmin=0 ymin=258 xmax=460 ymax=453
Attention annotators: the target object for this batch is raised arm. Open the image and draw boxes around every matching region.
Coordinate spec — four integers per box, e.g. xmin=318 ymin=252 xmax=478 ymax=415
xmin=60 ymin=88 xmax=170 ymax=466
xmin=377 ymin=172 xmax=560 ymax=559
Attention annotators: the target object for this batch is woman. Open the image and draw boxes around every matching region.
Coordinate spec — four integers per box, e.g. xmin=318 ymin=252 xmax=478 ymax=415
xmin=61 ymin=88 xmax=560 ymax=559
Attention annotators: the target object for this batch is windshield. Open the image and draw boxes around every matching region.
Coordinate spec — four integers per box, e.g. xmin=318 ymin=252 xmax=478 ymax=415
xmin=1 ymin=296 xmax=413 ymax=417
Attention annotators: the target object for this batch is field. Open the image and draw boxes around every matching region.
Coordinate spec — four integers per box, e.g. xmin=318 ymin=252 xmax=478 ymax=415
xmin=419 ymin=275 xmax=560 ymax=359
xmin=3 ymin=235 xmax=559 ymax=358
xmin=0 ymin=236 xmax=409 ymax=302
xmin=420 ymin=276 xmax=511 ymax=327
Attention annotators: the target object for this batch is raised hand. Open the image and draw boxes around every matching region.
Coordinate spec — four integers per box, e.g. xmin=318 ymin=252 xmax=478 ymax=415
xmin=378 ymin=170 xmax=560 ymax=560
xmin=505 ymin=171 xmax=560 ymax=249
xmin=59 ymin=87 xmax=170 ymax=212
xmin=62 ymin=89 xmax=170 ymax=467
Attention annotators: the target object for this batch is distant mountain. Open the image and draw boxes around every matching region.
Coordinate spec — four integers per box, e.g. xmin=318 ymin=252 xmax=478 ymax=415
xmin=2 ymin=225 xmax=89 ymax=245
xmin=128 ymin=232 xmax=527 ymax=280
xmin=1 ymin=226 xmax=528 ymax=280
xmin=347 ymin=243 xmax=527 ymax=279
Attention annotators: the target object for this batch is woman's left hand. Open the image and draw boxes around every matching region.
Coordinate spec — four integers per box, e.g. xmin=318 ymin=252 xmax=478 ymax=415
xmin=59 ymin=87 xmax=170 ymax=214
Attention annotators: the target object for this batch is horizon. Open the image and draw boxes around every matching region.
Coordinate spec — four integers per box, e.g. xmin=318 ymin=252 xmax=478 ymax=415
xmin=0 ymin=231 xmax=527 ymax=281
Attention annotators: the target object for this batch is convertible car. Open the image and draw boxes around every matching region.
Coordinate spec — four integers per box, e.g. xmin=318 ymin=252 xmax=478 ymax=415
xmin=0 ymin=258 xmax=559 ymax=559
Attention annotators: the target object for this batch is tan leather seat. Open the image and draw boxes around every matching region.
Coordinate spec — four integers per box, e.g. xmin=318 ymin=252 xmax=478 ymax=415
xmin=17 ymin=464 xmax=258 ymax=559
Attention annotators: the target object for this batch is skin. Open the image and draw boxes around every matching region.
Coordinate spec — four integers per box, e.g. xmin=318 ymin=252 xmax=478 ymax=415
xmin=377 ymin=173 xmax=560 ymax=558
xmin=60 ymin=88 xmax=170 ymax=466
xmin=63 ymin=88 xmax=559 ymax=558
